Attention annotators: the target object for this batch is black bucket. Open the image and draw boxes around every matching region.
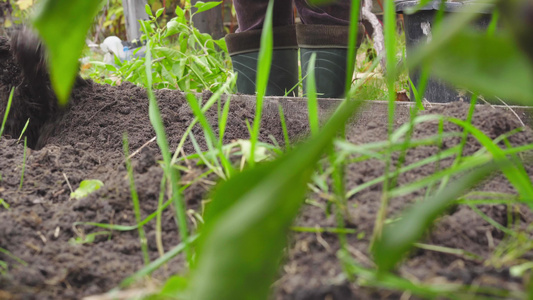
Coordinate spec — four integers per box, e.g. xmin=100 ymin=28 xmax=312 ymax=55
xmin=397 ymin=1 xmax=493 ymax=103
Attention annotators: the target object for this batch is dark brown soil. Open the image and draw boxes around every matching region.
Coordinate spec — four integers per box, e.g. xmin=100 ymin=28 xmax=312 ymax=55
xmin=1 ymin=34 xmax=532 ymax=300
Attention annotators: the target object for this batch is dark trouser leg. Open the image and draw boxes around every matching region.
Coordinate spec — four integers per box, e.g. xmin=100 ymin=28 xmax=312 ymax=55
xmin=225 ymin=26 xmax=299 ymax=96
xmin=228 ymin=0 xmax=299 ymax=96
xmin=295 ymin=0 xmax=363 ymax=98
xmin=233 ymin=0 xmax=294 ymax=32
xmin=294 ymin=0 xmax=351 ymax=25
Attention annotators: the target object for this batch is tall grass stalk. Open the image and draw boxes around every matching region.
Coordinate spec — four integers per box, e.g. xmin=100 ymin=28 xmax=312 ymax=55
xmin=437 ymin=94 xmax=477 ymax=193
xmin=345 ymin=0 xmax=362 ymax=96
xmin=446 ymin=117 xmax=533 ymax=208
xmin=249 ymin=0 xmax=274 ymax=166
xmin=424 ymin=119 xmax=444 ymax=198
xmin=371 ymin=0 xmax=398 ymax=246
xmin=141 ymin=35 xmax=191 ymax=264
xmin=171 ymin=76 xmax=236 ymax=166
xmin=306 ymin=53 xmax=319 ymax=135
xmin=0 ymin=247 xmax=27 ymax=267
xmin=18 ymin=137 xmax=27 ymax=191
xmin=277 ymin=104 xmax=291 ymax=149
xmin=190 ymin=95 xmax=364 ymax=300
xmin=17 ymin=119 xmax=30 ymax=141
xmin=123 ymin=134 xmax=150 ymax=265
xmin=218 ymin=96 xmax=232 ymax=146
xmin=413 ymin=242 xmax=483 ymax=261
xmin=156 ymin=175 xmax=167 ymax=259
xmin=185 ymin=93 xmax=233 ymax=179
xmin=0 ymin=198 xmax=9 ymax=210
xmin=120 ymin=235 xmax=198 ymax=288
xmin=0 ymin=87 xmax=14 ymax=139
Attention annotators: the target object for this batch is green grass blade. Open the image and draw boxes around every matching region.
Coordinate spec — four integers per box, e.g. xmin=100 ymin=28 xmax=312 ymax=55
xmin=0 ymin=87 xmax=14 ymax=139
xmin=373 ymin=163 xmax=497 ymax=272
xmin=384 ymin=0 xmax=397 ymax=137
xmin=123 ymin=134 xmax=150 ymax=265
xmin=468 ymin=204 xmax=516 ymax=237
xmin=17 ymin=119 xmax=30 ymax=141
xmin=290 ymin=226 xmax=357 ymax=235
xmin=436 ymin=95 xmax=477 ymax=193
xmin=0 ymin=198 xmax=9 ymax=210
xmin=249 ymin=0 xmax=274 ymax=166
xmin=487 ymin=8 xmax=499 ymax=37
xmin=143 ymin=39 xmax=190 ymax=264
xmin=372 ymin=0 xmax=398 ymax=248
xmin=446 ymin=117 xmax=533 ymax=208
xmin=18 ymin=137 xmax=27 ymax=191
xmin=345 ymin=0 xmax=361 ymax=95
xmin=346 ymin=145 xmax=461 ymax=198
xmin=0 ymin=247 xmax=27 ymax=266
xmin=389 ymin=154 xmax=492 ymax=198
xmin=120 ymin=235 xmax=198 ymax=288
xmin=407 ymin=0 xmax=496 ymax=68
xmin=426 ymin=31 xmax=533 ymax=105
xmin=306 ymin=53 xmax=319 ymax=135
xmin=413 ymin=242 xmax=483 ymax=262
xmin=74 ymin=196 xmax=175 ymax=232
xmin=278 ymin=104 xmax=290 ymax=149
xmin=185 ymin=93 xmax=233 ymax=178
xmin=190 ymin=97 xmax=363 ymax=300
xmin=340 ymin=250 xmax=523 ymax=299
xmin=171 ymin=76 xmax=236 ymax=165
xmin=218 ymin=96 xmax=232 ymax=146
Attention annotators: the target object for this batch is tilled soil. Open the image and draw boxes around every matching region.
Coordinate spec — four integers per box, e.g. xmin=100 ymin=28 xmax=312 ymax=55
xmin=1 ymin=35 xmax=533 ymax=299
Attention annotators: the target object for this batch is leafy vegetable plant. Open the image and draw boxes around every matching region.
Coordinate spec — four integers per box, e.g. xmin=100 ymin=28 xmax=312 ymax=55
xmin=88 ymin=1 xmax=230 ymax=93
xmin=70 ymin=179 xmax=104 ymax=200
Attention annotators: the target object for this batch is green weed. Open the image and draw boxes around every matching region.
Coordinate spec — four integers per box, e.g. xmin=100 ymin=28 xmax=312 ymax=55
xmin=0 ymin=87 xmax=14 ymax=139
xmin=142 ymin=37 xmax=191 ymax=265
xmin=0 ymin=198 xmax=9 ymax=210
xmin=18 ymin=137 xmax=27 ymax=191
xmin=123 ymin=134 xmax=150 ymax=265
xmin=69 ymin=231 xmax=111 ymax=245
xmin=70 ymin=179 xmax=104 ymax=200
xmin=0 ymin=247 xmax=27 ymax=274
xmin=87 ymin=1 xmax=230 ymax=93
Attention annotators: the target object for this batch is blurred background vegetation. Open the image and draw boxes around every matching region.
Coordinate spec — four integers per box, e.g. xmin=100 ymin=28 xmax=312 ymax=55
xmin=0 ymin=0 xmax=407 ymax=99
xmin=0 ymin=0 xmax=238 ymax=41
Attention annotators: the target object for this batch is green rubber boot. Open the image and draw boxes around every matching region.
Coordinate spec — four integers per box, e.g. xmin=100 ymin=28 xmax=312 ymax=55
xmin=225 ymin=26 xmax=299 ymax=96
xmin=300 ymin=47 xmax=348 ymax=99
xmin=297 ymin=24 xmax=364 ymax=98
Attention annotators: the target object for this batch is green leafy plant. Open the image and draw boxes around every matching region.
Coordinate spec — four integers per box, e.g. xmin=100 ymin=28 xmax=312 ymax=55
xmin=70 ymin=179 xmax=104 ymax=200
xmin=88 ymin=1 xmax=230 ymax=93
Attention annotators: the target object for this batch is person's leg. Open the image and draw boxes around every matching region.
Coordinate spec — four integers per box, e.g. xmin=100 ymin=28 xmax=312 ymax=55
xmin=294 ymin=0 xmax=363 ymax=98
xmin=226 ymin=0 xmax=299 ymax=96
xmin=295 ymin=0 xmax=351 ymax=26
xmin=233 ymin=0 xmax=294 ymax=32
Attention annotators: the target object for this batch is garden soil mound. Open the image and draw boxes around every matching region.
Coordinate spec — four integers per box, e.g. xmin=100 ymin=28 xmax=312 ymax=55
xmin=1 ymin=36 xmax=533 ymax=299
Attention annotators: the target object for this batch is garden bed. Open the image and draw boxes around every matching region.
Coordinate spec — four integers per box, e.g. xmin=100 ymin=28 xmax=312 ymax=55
xmin=1 ymin=38 xmax=533 ymax=299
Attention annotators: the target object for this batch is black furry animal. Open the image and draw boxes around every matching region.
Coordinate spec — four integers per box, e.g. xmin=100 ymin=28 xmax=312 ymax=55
xmin=0 ymin=27 xmax=87 ymax=149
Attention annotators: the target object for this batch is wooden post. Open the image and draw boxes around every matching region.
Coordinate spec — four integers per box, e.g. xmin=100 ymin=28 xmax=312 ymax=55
xmin=191 ymin=0 xmax=224 ymax=40
xmin=123 ymin=0 xmax=149 ymax=41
